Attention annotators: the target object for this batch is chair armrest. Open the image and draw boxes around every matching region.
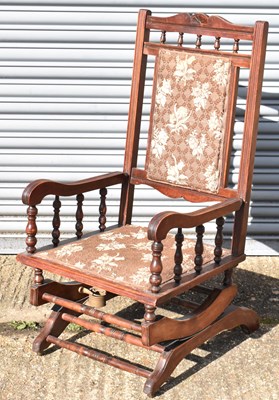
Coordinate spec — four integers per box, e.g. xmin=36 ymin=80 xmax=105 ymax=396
xmin=148 ymin=198 xmax=243 ymax=241
xmin=22 ymin=172 xmax=127 ymax=205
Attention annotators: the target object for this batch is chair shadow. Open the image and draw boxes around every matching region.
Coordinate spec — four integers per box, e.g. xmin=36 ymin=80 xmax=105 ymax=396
xmin=157 ymin=325 xmax=267 ymax=396
xmin=114 ymin=267 xmax=278 ymax=396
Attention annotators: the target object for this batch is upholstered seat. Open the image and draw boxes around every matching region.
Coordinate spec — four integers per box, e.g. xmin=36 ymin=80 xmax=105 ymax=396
xmin=25 ymin=225 xmax=221 ymax=292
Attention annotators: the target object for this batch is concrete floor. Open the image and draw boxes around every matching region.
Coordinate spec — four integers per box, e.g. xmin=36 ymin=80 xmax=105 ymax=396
xmin=0 ymin=255 xmax=278 ymax=400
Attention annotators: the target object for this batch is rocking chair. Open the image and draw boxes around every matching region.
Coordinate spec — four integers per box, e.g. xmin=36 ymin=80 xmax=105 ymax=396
xmin=17 ymin=10 xmax=268 ymax=397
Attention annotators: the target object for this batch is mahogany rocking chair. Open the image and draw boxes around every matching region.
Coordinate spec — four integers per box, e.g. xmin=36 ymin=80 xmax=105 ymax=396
xmin=17 ymin=10 xmax=268 ymax=397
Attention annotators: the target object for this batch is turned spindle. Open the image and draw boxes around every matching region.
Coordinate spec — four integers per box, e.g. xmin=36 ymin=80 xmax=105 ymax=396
xmin=173 ymin=228 xmax=184 ymax=283
xmin=195 ymin=34 xmax=202 ymax=48
xmin=160 ymin=30 xmax=166 ymax=44
xmin=177 ymin=32 xmax=184 ymax=47
xmin=99 ymin=188 xmax=107 ymax=232
xmin=214 ymin=36 xmax=221 ymax=51
xmin=233 ymin=38 xmax=240 ymax=53
xmin=52 ymin=195 xmax=61 ymax=247
xmin=149 ymin=241 xmax=163 ymax=293
xmin=194 ymin=224 xmax=205 ymax=274
xmin=26 ymin=205 xmax=38 ymax=254
xmin=214 ymin=216 xmax=225 ymax=264
xmin=76 ymin=193 xmax=84 ymax=239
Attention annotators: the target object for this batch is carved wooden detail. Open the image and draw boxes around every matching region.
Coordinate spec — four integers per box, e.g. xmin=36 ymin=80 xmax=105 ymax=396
xmin=214 ymin=216 xmax=225 ymax=264
xmin=52 ymin=195 xmax=61 ymax=247
xmin=75 ymin=193 xmax=84 ymax=239
xmin=173 ymin=228 xmax=184 ymax=283
xmin=194 ymin=224 xmax=205 ymax=274
xmin=99 ymin=188 xmax=107 ymax=232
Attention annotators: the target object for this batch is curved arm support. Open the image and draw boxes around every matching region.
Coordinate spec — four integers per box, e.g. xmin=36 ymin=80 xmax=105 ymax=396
xmin=22 ymin=172 xmax=127 ymax=205
xmin=148 ymin=198 xmax=243 ymax=241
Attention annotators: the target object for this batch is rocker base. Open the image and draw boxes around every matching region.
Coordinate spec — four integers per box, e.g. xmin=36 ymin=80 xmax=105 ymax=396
xmin=30 ymin=282 xmax=259 ymax=397
xmin=144 ymin=304 xmax=259 ymax=397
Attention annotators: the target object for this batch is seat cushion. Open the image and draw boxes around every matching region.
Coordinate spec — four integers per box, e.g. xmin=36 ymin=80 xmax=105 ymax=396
xmin=146 ymin=48 xmax=232 ymax=193
xmin=34 ymin=225 xmax=220 ymax=292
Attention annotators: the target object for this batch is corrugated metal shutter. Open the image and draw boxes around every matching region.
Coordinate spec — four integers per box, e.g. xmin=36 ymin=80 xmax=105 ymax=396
xmin=0 ymin=1 xmax=278 ymax=254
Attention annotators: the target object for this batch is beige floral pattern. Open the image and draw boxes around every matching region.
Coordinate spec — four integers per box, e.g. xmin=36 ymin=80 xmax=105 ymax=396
xmin=186 ymin=130 xmax=207 ymax=160
xmin=208 ymin=111 xmax=223 ymax=139
xmin=166 ymin=155 xmax=188 ymax=184
xmin=191 ymin=82 xmax=211 ymax=111
xmin=167 ymin=105 xmax=191 ymax=134
xmin=146 ymin=49 xmax=232 ymax=194
xmin=91 ymin=253 xmax=125 ymax=269
xmin=56 ymin=244 xmax=83 ymax=257
xmin=151 ymin=128 xmax=168 ymax=159
xmin=204 ymin=164 xmax=220 ymax=192
xmin=96 ymin=242 xmax=126 ymax=251
xmin=213 ymin=59 xmax=231 ymax=86
xmin=156 ymin=78 xmax=172 ymax=107
xmin=174 ymin=54 xmax=196 ymax=83
xmin=35 ymin=225 xmax=222 ymax=292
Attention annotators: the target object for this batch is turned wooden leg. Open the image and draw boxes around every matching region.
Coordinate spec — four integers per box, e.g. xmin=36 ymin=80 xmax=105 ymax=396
xmin=33 ymin=268 xmax=44 ymax=285
xmin=224 ymin=268 xmax=234 ymax=286
xmin=144 ymin=304 xmax=157 ymax=323
xmin=25 ymin=205 xmax=45 ymax=285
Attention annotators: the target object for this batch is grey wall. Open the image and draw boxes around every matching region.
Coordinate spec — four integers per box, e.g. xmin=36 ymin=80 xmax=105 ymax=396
xmin=0 ymin=2 xmax=278 ymax=254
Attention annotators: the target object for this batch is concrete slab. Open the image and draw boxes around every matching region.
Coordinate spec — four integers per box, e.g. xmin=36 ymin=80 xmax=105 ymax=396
xmin=0 ymin=256 xmax=278 ymax=400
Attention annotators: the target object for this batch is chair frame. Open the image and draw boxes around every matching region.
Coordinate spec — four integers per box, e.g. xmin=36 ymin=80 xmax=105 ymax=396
xmin=17 ymin=10 xmax=268 ymax=397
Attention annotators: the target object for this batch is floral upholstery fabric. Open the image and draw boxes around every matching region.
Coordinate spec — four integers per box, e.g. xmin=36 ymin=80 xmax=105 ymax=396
xmin=34 ymin=225 xmax=221 ymax=292
xmin=146 ymin=48 xmax=232 ymax=193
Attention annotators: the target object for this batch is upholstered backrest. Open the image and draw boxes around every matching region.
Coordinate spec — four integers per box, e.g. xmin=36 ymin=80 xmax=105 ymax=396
xmin=145 ymin=48 xmax=232 ymax=194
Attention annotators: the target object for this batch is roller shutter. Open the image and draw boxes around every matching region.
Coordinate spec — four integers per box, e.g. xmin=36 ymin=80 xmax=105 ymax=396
xmin=0 ymin=1 xmax=278 ymax=254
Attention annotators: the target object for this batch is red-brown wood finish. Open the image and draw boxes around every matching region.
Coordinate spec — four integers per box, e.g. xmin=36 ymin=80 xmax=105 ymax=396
xmin=75 ymin=193 xmax=84 ymax=239
xmin=16 ymin=9 xmax=268 ymax=397
xmin=52 ymin=195 xmax=61 ymax=246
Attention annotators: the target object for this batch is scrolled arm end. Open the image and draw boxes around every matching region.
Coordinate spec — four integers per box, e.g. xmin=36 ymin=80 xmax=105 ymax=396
xmin=22 ymin=179 xmax=54 ymax=205
xmin=148 ymin=211 xmax=181 ymax=242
